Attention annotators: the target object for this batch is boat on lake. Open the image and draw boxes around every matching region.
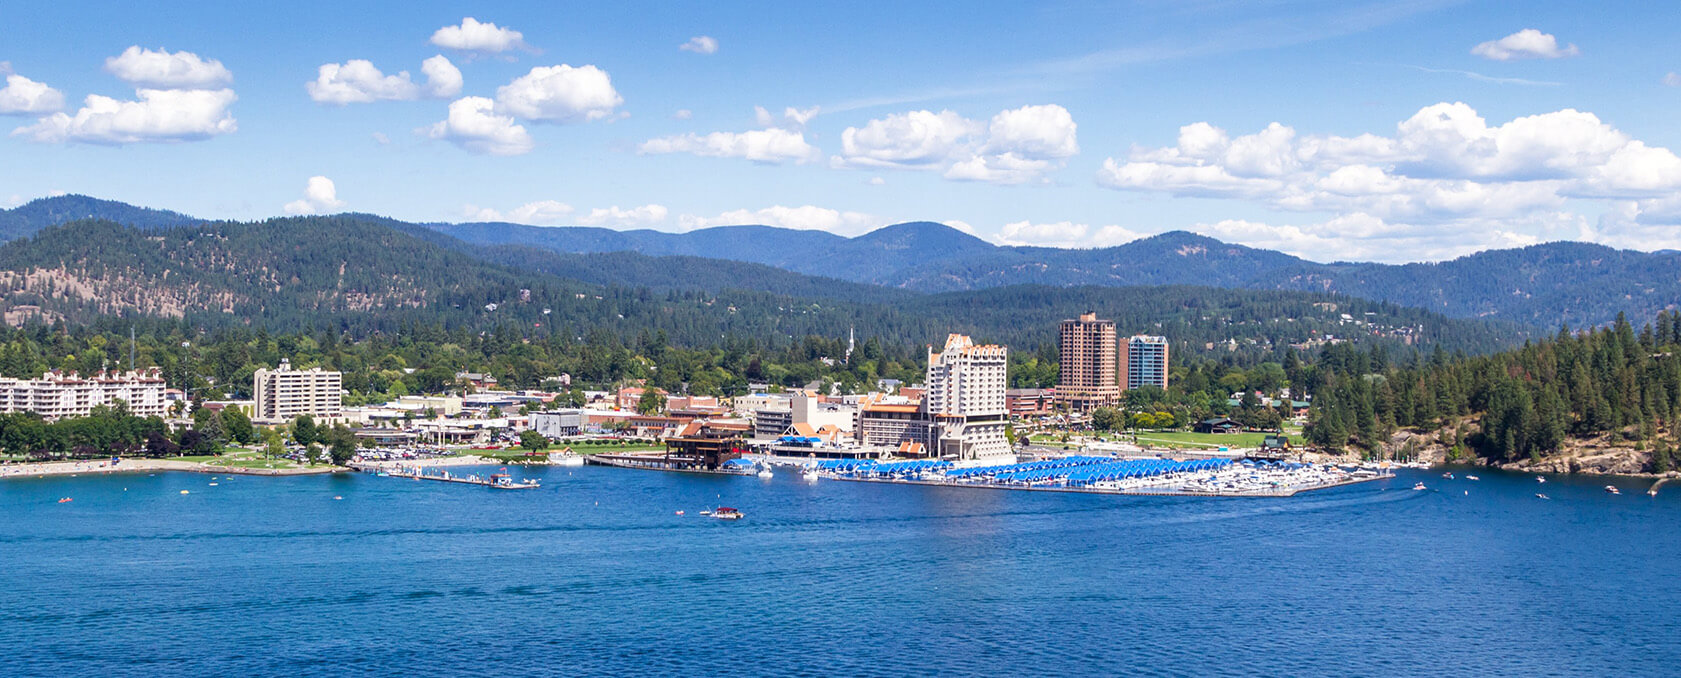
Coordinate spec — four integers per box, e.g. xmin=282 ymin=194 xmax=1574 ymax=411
xmin=702 ymin=507 xmax=744 ymax=520
xmin=1413 ymin=482 xmax=1427 ymax=491
xmin=548 ymin=448 xmax=586 ymax=467
xmin=1605 ymin=485 xmax=1621 ymax=495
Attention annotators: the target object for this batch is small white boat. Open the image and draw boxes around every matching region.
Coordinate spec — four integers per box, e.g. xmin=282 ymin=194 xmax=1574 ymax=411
xmin=1441 ymin=472 xmax=1454 ymax=479
xmin=1605 ymin=485 xmax=1621 ymax=495
xmin=1536 ymin=476 xmax=1547 ymax=483
xmin=802 ymin=468 xmax=819 ymax=482
xmin=1412 ymin=482 xmax=1427 ymax=491
xmin=1465 ymin=475 xmax=1480 ymax=481
xmin=1536 ymin=493 xmax=1550 ymax=500
xmin=702 ymin=507 xmax=743 ymax=520
xmin=757 ymin=467 xmax=774 ymax=479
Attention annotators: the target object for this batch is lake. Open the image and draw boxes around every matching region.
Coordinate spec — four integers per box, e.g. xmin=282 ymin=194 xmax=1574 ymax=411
xmin=2 ymin=465 xmax=1676 ymax=676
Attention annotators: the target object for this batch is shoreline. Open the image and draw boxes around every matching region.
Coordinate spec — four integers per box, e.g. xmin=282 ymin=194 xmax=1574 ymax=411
xmin=0 ymin=458 xmax=345 ymax=480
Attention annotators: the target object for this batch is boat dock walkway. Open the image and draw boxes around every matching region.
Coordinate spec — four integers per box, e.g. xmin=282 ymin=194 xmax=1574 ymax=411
xmin=364 ymin=466 xmax=540 ymax=489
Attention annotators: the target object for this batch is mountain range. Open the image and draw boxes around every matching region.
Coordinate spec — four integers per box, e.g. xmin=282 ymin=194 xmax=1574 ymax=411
xmin=0 ymin=200 xmax=1515 ymax=357
xmin=2 ymin=195 xmax=1676 ymax=330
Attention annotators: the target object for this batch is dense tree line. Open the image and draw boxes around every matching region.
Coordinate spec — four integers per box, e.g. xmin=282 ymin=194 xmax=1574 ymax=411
xmin=1305 ymin=312 xmax=1681 ymax=468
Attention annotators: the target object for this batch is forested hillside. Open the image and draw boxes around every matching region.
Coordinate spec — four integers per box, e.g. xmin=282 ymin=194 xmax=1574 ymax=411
xmin=10 ymin=195 xmax=1679 ymax=330
xmin=0 ymin=217 xmax=1517 ymax=361
xmin=1305 ymin=312 xmax=1681 ymax=473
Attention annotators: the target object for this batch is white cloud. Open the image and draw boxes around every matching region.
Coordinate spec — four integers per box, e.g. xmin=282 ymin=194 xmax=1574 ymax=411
xmin=431 ymin=17 xmax=528 ymax=53
xmin=1097 ymin=102 xmax=1681 ymax=259
xmin=836 ymin=109 xmax=981 ymax=168
xmin=1665 ymin=72 xmax=1681 ymax=87
xmin=13 ymin=88 xmax=237 ymax=144
xmin=0 ymin=72 xmax=65 ymax=114
xmin=495 ymin=65 xmax=622 ymax=123
xmin=1471 ymin=29 xmax=1579 ymax=61
xmin=104 ymin=46 xmax=232 ymax=89
xmin=672 ymin=108 xmax=693 ymax=120
xmin=679 ymin=36 xmax=719 ymax=55
xmin=468 ymin=200 xmax=575 ymax=224
xmin=678 ymin=205 xmax=884 ymax=234
xmin=424 ymin=96 xmax=533 ymax=155
xmin=983 ymin=104 xmax=1078 ymax=160
xmin=306 ymin=56 xmax=462 ymax=104
xmin=576 ymin=204 xmax=669 ymax=227
xmin=867 ymin=176 xmax=886 ymax=186
xmin=283 ymin=176 xmax=345 ymax=215
xmin=640 ymin=127 xmax=819 ymax=164
xmin=834 ymin=104 xmax=1079 ymax=184
xmin=997 ymin=220 xmax=1145 ymax=248
xmin=372 ymin=132 xmax=391 ymax=145
xmin=756 ymin=105 xmax=819 ymax=130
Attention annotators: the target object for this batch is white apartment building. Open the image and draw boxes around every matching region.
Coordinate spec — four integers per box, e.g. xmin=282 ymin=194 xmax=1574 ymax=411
xmin=0 ymin=368 xmax=168 ymax=420
xmin=253 ymin=359 xmax=343 ymax=423
xmin=925 ymin=334 xmax=1012 ymax=463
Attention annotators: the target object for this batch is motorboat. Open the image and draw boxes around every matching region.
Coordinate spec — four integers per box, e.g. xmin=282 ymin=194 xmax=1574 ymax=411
xmin=56 ymin=497 xmax=72 ymax=504
xmin=703 ymin=507 xmax=743 ymax=520
xmin=1605 ymin=485 xmax=1621 ymax=495
xmin=757 ymin=467 xmax=774 ymax=480
xmin=1441 ymin=472 xmax=1454 ymax=479
xmin=1412 ymin=482 xmax=1427 ymax=491
xmin=802 ymin=467 xmax=819 ymax=482
xmin=1536 ymin=476 xmax=1547 ymax=483
xmin=1536 ymin=493 xmax=1550 ymax=500
xmin=1465 ymin=475 xmax=1480 ymax=481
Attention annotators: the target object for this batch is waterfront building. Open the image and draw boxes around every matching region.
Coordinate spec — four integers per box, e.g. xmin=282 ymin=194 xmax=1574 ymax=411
xmin=0 ymin=368 xmax=167 ymax=420
xmin=926 ymin=334 xmax=1012 ymax=463
xmin=530 ymin=409 xmax=586 ymax=438
xmin=1006 ymin=388 xmax=1057 ymax=418
xmin=857 ymin=402 xmax=935 ymax=453
xmin=1124 ymin=335 xmax=1170 ymax=391
xmin=1057 ymin=312 xmax=1120 ymax=411
xmin=253 ymin=359 xmax=343 ymax=424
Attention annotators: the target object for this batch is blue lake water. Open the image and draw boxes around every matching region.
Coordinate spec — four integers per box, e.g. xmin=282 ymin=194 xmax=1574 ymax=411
xmin=2 ymin=465 xmax=1678 ymax=677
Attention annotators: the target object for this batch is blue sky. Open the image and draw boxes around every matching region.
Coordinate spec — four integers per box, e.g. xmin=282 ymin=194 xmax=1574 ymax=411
xmin=2 ymin=0 xmax=1679 ymax=262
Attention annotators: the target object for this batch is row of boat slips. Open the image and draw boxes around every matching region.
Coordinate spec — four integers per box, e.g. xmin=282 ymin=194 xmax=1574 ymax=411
xmin=804 ymin=455 xmax=1378 ymax=496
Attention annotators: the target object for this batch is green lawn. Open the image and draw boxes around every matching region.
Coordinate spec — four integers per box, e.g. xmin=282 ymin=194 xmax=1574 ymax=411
xmin=178 ymin=449 xmax=326 ymax=469
xmin=1029 ymin=427 xmax=1302 ymax=450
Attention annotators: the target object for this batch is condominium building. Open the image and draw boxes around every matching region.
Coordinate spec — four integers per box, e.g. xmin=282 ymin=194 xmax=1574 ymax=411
xmin=1124 ymin=335 xmax=1170 ymax=391
xmin=253 ymin=360 xmax=343 ymax=423
xmin=0 ymin=368 xmax=167 ymax=420
xmin=1057 ymin=312 xmax=1120 ymax=412
xmin=926 ymin=334 xmax=1011 ymax=463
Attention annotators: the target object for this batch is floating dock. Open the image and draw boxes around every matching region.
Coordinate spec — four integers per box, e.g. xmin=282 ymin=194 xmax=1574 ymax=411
xmin=376 ymin=467 xmax=540 ymax=489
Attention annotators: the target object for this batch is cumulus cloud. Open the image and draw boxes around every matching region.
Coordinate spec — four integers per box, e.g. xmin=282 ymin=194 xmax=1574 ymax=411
xmin=834 ymin=104 xmax=1079 ymax=184
xmin=13 ymin=88 xmax=237 ymax=144
xmin=997 ymin=220 xmax=1146 ymax=248
xmin=495 ymin=65 xmax=622 ymax=123
xmin=424 ymin=96 xmax=533 ymax=155
xmin=576 ymin=204 xmax=669 ymax=227
xmin=467 ymin=200 xmax=575 ymax=224
xmin=1471 ymin=29 xmax=1579 ymax=61
xmin=104 ymin=46 xmax=232 ymax=88
xmin=672 ymin=108 xmax=693 ymax=120
xmin=283 ymin=176 xmax=345 ymax=215
xmin=640 ymin=126 xmax=820 ymax=164
xmin=431 ymin=17 xmax=528 ymax=53
xmin=679 ymin=36 xmax=719 ymax=55
xmin=1665 ymin=72 xmax=1681 ymax=87
xmin=678 ymin=205 xmax=884 ymax=234
xmin=307 ymin=55 xmax=462 ymax=104
xmin=1097 ymin=102 xmax=1681 ymax=259
xmin=0 ymin=71 xmax=65 ymax=115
